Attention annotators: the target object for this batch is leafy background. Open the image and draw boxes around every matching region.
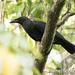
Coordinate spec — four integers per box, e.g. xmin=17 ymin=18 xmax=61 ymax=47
xmin=0 ymin=0 xmax=75 ymax=75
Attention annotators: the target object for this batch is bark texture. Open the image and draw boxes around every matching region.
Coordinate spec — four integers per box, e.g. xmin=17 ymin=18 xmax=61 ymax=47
xmin=35 ymin=0 xmax=66 ymax=74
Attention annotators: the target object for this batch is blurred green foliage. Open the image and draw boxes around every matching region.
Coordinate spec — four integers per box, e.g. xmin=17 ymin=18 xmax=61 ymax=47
xmin=0 ymin=0 xmax=75 ymax=75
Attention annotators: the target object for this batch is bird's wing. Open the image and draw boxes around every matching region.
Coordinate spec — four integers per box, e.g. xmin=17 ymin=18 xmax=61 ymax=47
xmin=32 ymin=21 xmax=46 ymax=33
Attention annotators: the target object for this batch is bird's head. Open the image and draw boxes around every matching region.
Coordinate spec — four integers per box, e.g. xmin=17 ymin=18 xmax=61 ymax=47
xmin=10 ymin=16 xmax=30 ymax=25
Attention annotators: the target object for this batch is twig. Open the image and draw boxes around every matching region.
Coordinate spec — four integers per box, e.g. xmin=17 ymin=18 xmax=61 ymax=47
xmin=61 ymin=1 xmax=71 ymax=18
xmin=21 ymin=2 xmax=26 ymax=16
xmin=57 ymin=2 xmax=75 ymax=28
xmin=57 ymin=12 xmax=75 ymax=28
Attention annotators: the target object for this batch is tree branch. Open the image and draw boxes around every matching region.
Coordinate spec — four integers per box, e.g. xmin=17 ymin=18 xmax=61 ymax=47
xmin=57 ymin=2 xmax=75 ymax=28
xmin=57 ymin=12 xmax=75 ymax=28
xmin=35 ymin=0 xmax=66 ymax=74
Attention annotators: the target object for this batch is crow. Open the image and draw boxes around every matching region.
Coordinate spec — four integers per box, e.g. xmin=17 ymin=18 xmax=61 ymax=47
xmin=10 ymin=16 xmax=75 ymax=54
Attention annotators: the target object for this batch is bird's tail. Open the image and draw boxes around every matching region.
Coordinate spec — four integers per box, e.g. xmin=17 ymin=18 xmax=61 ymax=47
xmin=59 ymin=38 xmax=75 ymax=54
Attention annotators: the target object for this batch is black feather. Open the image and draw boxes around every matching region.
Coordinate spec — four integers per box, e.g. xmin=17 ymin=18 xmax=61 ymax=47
xmin=10 ymin=16 xmax=75 ymax=54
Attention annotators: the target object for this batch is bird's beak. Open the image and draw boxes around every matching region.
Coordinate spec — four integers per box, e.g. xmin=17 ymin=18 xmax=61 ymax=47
xmin=10 ymin=19 xmax=18 ymax=23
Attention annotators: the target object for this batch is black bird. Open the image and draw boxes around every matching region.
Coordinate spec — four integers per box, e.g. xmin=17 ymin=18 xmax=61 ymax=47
xmin=10 ymin=16 xmax=75 ymax=54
